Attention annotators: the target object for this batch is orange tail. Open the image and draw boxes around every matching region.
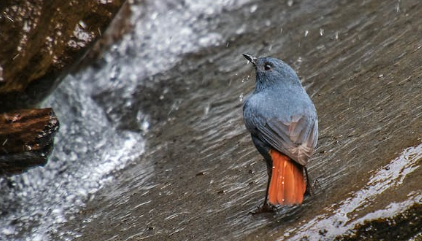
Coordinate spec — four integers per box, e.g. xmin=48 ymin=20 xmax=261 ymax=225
xmin=268 ymin=150 xmax=306 ymax=205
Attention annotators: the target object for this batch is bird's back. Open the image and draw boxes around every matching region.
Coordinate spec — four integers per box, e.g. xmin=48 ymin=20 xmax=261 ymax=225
xmin=244 ymin=83 xmax=316 ymax=132
xmin=244 ymin=79 xmax=318 ymax=166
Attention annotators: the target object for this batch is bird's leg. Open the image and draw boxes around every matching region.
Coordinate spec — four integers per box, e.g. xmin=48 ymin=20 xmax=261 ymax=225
xmin=250 ymin=160 xmax=274 ymax=214
xmin=304 ymin=167 xmax=314 ymax=196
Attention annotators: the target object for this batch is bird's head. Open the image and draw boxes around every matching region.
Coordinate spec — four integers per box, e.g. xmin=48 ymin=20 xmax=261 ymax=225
xmin=243 ymin=54 xmax=301 ymax=91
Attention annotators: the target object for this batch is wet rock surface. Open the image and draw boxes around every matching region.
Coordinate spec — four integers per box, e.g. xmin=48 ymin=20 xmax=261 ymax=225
xmin=0 ymin=108 xmax=59 ymax=175
xmin=76 ymin=0 xmax=133 ymax=69
xmin=339 ymin=201 xmax=422 ymax=241
xmin=59 ymin=0 xmax=422 ymax=240
xmin=0 ymin=0 xmax=125 ymax=111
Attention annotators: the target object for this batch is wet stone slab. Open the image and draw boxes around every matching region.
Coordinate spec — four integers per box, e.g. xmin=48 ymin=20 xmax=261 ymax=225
xmin=60 ymin=0 xmax=422 ymax=240
xmin=0 ymin=0 xmax=125 ymax=111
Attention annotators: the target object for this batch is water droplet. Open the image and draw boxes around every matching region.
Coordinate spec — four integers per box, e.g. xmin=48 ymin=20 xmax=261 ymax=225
xmin=141 ymin=120 xmax=150 ymax=133
xmin=297 ymin=57 xmax=303 ymax=63
xmin=242 ymin=75 xmax=250 ymax=83
xmin=0 ymin=65 xmax=3 ymax=82
xmin=250 ymin=4 xmax=258 ymax=13
xmin=235 ymin=25 xmax=246 ymax=35
xmin=335 ymin=31 xmax=339 ymax=40
xmin=239 ymin=93 xmax=244 ymax=102
xmin=204 ymin=105 xmax=210 ymax=115
xmin=319 ymin=28 xmax=324 ymax=36
xmin=287 ymin=0 xmax=294 ymax=7
xmin=304 ymin=30 xmax=309 ymax=37
xmin=78 ymin=20 xmax=87 ymax=29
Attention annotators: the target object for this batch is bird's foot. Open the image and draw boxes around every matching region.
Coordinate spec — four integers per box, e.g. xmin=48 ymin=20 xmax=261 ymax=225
xmin=305 ymin=177 xmax=321 ymax=196
xmin=249 ymin=202 xmax=275 ymax=215
xmin=305 ymin=184 xmax=314 ymax=196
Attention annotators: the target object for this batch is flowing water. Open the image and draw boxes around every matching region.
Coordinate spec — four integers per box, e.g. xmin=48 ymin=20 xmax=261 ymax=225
xmin=1 ymin=0 xmax=422 ymax=240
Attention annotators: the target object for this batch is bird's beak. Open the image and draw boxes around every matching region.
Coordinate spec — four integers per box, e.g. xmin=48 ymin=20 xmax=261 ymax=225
xmin=243 ymin=54 xmax=257 ymax=66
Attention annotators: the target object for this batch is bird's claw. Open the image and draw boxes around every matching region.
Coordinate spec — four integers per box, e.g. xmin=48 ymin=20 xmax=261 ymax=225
xmin=305 ymin=177 xmax=321 ymax=196
xmin=249 ymin=203 xmax=275 ymax=215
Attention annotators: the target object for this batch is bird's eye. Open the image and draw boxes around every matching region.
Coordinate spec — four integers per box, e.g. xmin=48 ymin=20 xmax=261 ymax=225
xmin=264 ymin=63 xmax=272 ymax=71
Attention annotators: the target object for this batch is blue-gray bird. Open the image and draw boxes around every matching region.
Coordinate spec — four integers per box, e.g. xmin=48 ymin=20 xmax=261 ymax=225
xmin=242 ymin=54 xmax=318 ymax=213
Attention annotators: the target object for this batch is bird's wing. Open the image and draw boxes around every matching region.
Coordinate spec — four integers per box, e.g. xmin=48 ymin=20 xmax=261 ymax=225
xmin=257 ymin=115 xmax=318 ymax=166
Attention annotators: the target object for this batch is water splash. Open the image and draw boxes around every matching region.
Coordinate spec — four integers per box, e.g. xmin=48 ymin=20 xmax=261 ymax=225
xmin=0 ymin=74 xmax=145 ymax=241
xmin=90 ymin=0 xmax=251 ymax=94
xmin=0 ymin=0 xmax=253 ymax=239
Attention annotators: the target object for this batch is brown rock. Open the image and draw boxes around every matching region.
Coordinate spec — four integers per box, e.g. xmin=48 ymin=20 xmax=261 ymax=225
xmin=0 ymin=0 xmax=126 ymax=111
xmin=78 ymin=0 xmax=133 ymax=66
xmin=0 ymin=108 xmax=59 ymax=175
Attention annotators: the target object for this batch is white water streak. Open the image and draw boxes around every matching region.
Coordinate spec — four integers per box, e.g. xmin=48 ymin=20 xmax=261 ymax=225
xmin=282 ymin=143 xmax=422 ymax=240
